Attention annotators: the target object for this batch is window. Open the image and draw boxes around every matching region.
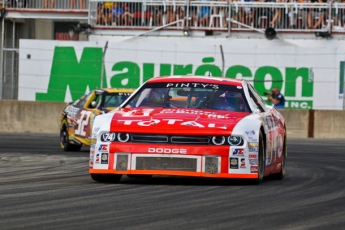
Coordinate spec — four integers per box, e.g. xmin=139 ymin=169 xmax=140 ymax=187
xmin=123 ymin=82 xmax=250 ymax=112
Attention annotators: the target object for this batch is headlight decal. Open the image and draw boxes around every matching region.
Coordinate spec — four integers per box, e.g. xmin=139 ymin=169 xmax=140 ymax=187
xmin=227 ymin=136 xmax=243 ymax=146
xmin=100 ymin=132 xmax=116 ymax=142
xmin=118 ymin=133 xmax=130 ymax=142
xmin=211 ymin=136 xmax=226 ymax=145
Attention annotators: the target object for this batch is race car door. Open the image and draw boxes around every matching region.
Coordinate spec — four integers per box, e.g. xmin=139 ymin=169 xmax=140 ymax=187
xmin=74 ymin=91 xmax=100 ymax=140
xmin=247 ymin=84 xmax=278 ymax=165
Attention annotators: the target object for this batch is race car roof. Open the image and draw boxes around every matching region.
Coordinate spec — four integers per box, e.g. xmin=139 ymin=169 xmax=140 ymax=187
xmin=146 ymin=76 xmax=244 ymax=87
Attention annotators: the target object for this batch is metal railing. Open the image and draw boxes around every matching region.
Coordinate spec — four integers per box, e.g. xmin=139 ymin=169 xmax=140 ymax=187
xmin=3 ymin=0 xmax=345 ymax=33
xmin=87 ymin=0 xmax=345 ymax=33
xmin=3 ymin=0 xmax=89 ymax=10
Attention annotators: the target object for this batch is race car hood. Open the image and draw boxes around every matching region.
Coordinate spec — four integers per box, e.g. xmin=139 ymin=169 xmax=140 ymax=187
xmin=110 ymin=108 xmax=251 ymax=135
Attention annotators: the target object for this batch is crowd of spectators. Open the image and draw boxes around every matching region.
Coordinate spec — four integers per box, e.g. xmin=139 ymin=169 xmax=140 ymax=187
xmin=92 ymin=0 xmax=345 ymax=30
xmin=7 ymin=0 xmax=343 ymax=30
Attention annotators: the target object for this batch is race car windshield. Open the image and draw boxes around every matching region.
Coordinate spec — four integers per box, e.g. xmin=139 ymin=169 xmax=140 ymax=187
xmin=102 ymin=92 xmax=131 ymax=108
xmin=123 ymin=82 xmax=250 ymax=112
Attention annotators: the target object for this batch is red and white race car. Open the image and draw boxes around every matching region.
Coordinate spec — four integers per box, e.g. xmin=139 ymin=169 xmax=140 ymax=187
xmin=89 ymin=76 xmax=287 ymax=184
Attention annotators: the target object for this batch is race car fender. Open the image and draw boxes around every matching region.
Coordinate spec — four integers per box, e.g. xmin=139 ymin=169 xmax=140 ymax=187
xmin=231 ymin=114 xmax=264 ymax=171
xmin=90 ymin=112 xmax=113 ymax=169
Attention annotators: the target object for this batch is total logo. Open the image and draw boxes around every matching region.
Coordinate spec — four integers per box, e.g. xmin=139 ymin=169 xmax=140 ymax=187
xmin=232 ymin=149 xmax=244 ymax=156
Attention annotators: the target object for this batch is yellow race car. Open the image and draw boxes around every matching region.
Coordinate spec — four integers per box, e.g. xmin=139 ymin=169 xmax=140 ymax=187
xmin=60 ymin=88 xmax=134 ymax=151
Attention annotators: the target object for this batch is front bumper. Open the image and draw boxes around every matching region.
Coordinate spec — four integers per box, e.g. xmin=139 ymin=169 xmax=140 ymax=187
xmin=89 ymin=143 xmax=259 ymax=179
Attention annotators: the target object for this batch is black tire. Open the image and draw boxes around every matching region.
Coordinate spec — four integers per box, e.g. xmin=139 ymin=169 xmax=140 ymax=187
xmin=60 ymin=119 xmax=82 ymax=151
xmin=90 ymin=174 xmax=122 ymax=183
xmin=252 ymin=132 xmax=266 ymax=184
xmin=127 ymin=175 xmax=153 ymax=179
xmin=271 ymin=135 xmax=287 ymax=180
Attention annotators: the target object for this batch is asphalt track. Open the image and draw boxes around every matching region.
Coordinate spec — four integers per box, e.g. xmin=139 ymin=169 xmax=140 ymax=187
xmin=0 ymin=133 xmax=345 ymax=230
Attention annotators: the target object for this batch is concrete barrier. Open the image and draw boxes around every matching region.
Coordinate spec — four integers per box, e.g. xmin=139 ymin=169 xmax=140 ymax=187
xmin=0 ymin=100 xmax=67 ymax=134
xmin=314 ymin=110 xmax=345 ymax=138
xmin=280 ymin=110 xmax=309 ymax=138
xmin=0 ymin=100 xmax=344 ymax=138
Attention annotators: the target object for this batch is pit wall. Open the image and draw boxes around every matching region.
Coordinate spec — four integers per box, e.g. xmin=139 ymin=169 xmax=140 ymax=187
xmin=0 ymin=100 xmax=344 ymax=138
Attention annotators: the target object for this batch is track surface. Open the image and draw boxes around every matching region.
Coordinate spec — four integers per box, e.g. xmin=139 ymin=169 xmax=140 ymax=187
xmin=0 ymin=133 xmax=345 ymax=230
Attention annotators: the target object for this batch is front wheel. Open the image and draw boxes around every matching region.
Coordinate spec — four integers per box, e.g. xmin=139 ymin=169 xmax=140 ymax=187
xmin=252 ymin=132 xmax=266 ymax=184
xmin=271 ymin=135 xmax=287 ymax=180
xmin=90 ymin=174 xmax=122 ymax=183
xmin=60 ymin=119 xmax=82 ymax=151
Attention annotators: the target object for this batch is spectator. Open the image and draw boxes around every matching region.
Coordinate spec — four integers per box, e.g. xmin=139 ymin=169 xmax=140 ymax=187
xmin=267 ymin=87 xmax=285 ymax=109
xmin=289 ymin=0 xmax=309 ymax=29
xmin=308 ymin=0 xmax=327 ymax=29
xmin=44 ymin=0 xmax=55 ymax=8
xmin=96 ymin=3 xmax=107 ymax=25
xmin=240 ymin=0 xmax=255 ymax=27
xmin=71 ymin=0 xmax=85 ymax=9
xmin=150 ymin=4 xmax=164 ymax=26
xmin=166 ymin=2 xmax=176 ymax=24
xmin=198 ymin=0 xmax=211 ymax=27
xmin=186 ymin=0 xmax=198 ymax=27
xmin=329 ymin=0 xmax=345 ymax=28
xmin=122 ymin=4 xmax=134 ymax=26
xmin=270 ymin=0 xmax=288 ymax=28
xmin=96 ymin=2 xmax=112 ymax=25
xmin=104 ymin=2 xmax=113 ymax=24
xmin=110 ymin=2 xmax=123 ymax=26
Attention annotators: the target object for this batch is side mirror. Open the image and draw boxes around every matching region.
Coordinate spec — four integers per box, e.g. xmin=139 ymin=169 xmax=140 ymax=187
xmin=91 ymin=101 xmax=97 ymax=108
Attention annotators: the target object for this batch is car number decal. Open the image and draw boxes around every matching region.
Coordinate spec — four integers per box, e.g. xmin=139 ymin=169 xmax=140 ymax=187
xmin=75 ymin=110 xmax=92 ymax=136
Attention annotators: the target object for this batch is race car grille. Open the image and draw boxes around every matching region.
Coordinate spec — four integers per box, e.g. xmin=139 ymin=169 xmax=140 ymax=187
xmin=128 ymin=134 xmax=210 ymax=145
xmin=171 ymin=136 xmax=210 ymax=144
xmin=131 ymin=134 xmax=168 ymax=143
xmin=135 ymin=157 xmax=198 ymax=172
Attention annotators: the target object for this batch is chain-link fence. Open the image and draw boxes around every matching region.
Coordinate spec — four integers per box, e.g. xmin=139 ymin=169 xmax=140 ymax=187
xmin=1 ymin=19 xmax=18 ymax=100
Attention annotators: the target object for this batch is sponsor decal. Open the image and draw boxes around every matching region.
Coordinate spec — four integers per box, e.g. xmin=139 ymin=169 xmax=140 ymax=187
xmin=89 ymin=152 xmax=94 ymax=167
xmin=248 ymin=154 xmax=258 ymax=159
xmin=22 ymin=42 xmax=325 ymax=110
xmin=95 ymin=154 xmax=100 ymax=163
xmin=245 ymin=131 xmax=258 ymax=142
xmin=148 ymin=148 xmax=187 ymax=154
xmin=245 ymin=130 xmax=256 ymax=136
xmin=117 ymin=118 xmax=230 ymax=129
xmin=160 ymin=109 xmax=238 ymax=119
xmin=98 ymin=144 xmax=108 ymax=152
xmin=91 ymin=144 xmax=95 ymax=150
xmin=249 ymin=159 xmax=258 ymax=165
xmin=240 ymin=158 xmax=246 ymax=168
xmin=166 ymin=83 xmax=219 ymax=89
xmin=230 ymin=157 xmax=238 ymax=169
xmin=250 ymin=165 xmax=258 ymax=173
xmin=101 ymin=133 xmax=116 ymax=142
xmin=248 ymin=147 xmax=259 ymax=152
xmin=232 ymin=149 xmax=244 ymax=156
xmin=101 ymin=153 xmax=108 ymax=164
xmin=248 ymin=142 xmax=258 ymax=147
